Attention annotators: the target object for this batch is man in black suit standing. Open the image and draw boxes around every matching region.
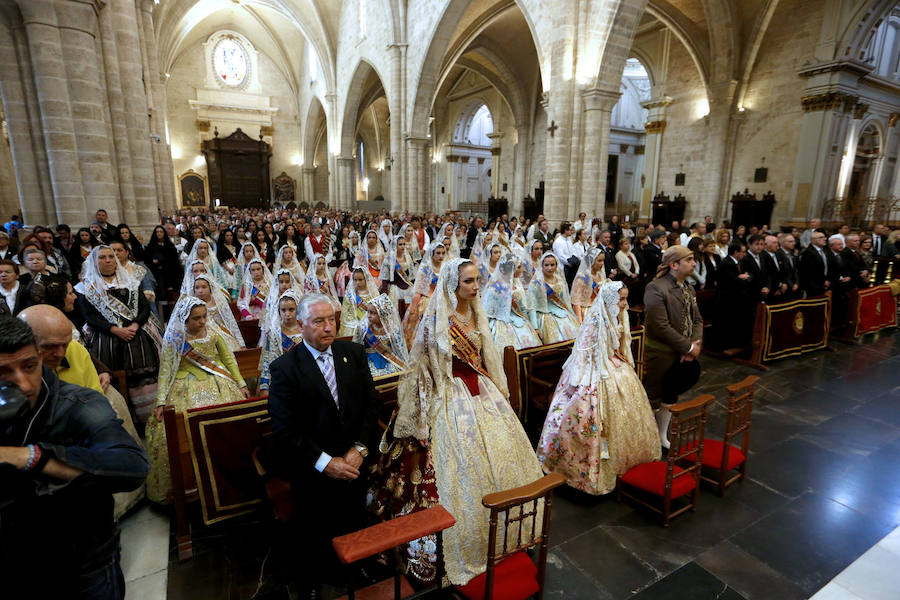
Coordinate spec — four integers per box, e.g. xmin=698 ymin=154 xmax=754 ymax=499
xmin=268 ymin=293 xmax=379 ymax=596
xmin=643 ymin=230 xmax=667 ymax=281
xmin=775 ymin=234 xmax=800 ymax=301
xmin=871 ymin=224 xmax=889 ymax=257
xmin=532 ymin=218 xmax=552 ymax=248
xmin=799 ymin=230 xmax=830 ymax=297
xmin=761 ymin=234 xmax=788 ymax=303
xmin=715 ymin=242 xmax=754 ymax=350
xmin=740 ymin=234 xmax=771 ymax=304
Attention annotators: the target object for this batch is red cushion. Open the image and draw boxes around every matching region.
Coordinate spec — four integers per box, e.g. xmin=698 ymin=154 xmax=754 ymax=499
xmin=680 ymin=439 xmax=746 ymax=471
xmin=620 ymin=461 xmax=696 ymax=499
xmin=455 ymin=552 xmax=539 ymax=600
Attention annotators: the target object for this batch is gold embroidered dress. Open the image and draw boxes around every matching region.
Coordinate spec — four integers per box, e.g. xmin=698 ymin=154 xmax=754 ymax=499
xmin=372 ymin=258 xmax=542 ymax=586
xmin=537 ymin=281 xmax=659 ymax=495
xmin=144 ymin=327 xmax=246 ymax=503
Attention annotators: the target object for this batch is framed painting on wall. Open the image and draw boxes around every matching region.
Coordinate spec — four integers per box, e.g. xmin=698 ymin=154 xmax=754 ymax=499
xmin=179 ymin=170 xmax=208 ymax=207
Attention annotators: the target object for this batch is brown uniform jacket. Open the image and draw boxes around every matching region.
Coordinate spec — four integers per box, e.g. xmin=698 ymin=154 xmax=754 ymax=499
xmin=643 ymin=273 xmax=703 ymax=401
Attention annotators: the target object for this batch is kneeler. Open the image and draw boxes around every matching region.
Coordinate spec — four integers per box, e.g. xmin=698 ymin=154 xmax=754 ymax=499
xmin=332 ymin=506 xmax=456 ymax=600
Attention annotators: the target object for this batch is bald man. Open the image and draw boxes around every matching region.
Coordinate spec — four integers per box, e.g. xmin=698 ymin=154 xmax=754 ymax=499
xmin=19 ymin=305 xmax=145 ymax=517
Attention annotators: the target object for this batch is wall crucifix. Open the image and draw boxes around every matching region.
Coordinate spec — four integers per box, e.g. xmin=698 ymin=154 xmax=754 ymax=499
xmin=547 ymin=120 xmax=559 ymax=137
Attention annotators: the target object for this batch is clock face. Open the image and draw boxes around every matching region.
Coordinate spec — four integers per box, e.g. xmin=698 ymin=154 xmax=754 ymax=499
xmin=213 ymin=38 xmax=248 ymax=87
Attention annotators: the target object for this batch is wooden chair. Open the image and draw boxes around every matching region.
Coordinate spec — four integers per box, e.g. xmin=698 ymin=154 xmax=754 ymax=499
xmin=332 ymin=506 xmax=457 ymax=600
xmin=251 ymin=414 xmax=294 ymax=524
xmin=693 ymin=376 xmax=758 ymax=495
xmin=616 ymin=394 xmax=714 ymax=526
xmin=455 ymin=473 xmax=566 ymax=600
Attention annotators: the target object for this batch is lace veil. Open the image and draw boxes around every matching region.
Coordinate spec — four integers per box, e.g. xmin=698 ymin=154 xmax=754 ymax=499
xmin=273 ymin=245 xmax=305 ymax=281
xmin=76 ymin=244 xmax=141 ymax=326
xmin=192 ymin=273 xmax=244 ymax=347
xmin=156 ymin=296 xmax=206 ymax=405
xmin=482 ymin=252 xmax=516 ymax=322
xmin=239 ymin=257 xmax=274 ymax=300
xmin=570 ymin=248 xmax=605 ymax=307
xmin=394 ymin=258 xmax=508 ymax=441
xmin=186 ymin=239 xmax=228 ymax=291
xmin=526 ymin=251 xmax=572 ymax=313
xmin=352 ymin=293 xmax=408 ymax=363
xmin=412 ymin=242 xmax=444 ymax=296
xmin=260 ymin=288 xmax=302 ymax=357
xmin=377 ymin=219 xmax=393 ymax=251
xmin=303 ymin=253 xmax=339 ymax=301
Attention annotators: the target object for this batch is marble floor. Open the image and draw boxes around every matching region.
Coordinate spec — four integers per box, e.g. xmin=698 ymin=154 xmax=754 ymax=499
xmin=139 ymin=329 xmax=900 ymax=599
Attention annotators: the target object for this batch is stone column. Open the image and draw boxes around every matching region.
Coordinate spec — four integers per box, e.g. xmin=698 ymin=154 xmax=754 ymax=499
xmin=0 ymin=116 xmax=21 ymax=218
xmin=336 ymin=156 xmax=355 ymax=209
xmin=138 ymin=0 xmax=176 ymax=213
xmin=702 ymin=80 xmax=738 ymax=220
xmin=579 ymin=87 xmax=620 ymax=220
xmin=301 ymin=167 xmax=316 ymax=206
xmin=512 ymin=127 xmax=527 ymax=214
xmin=0 ymin=20 xmax=54 ymax=224
xmin=16 ymin=0 xmax=89 ymax=225
xmin=327 ymin=152 xmax=337 ymax=208
xmin=110 ymin=0 xmax=159 ymax=226
xmin=638 ymin=96 xmax=672 ymax=218
xmin=388 ymin=43 xmax=406 ymax=211
xmin=789 ymin=91 xmax=858 ymax=220
xmin=487 ymin=131 xmax=503 ymax=200
xmin=406 ymin=137 xmax=428 ymax=213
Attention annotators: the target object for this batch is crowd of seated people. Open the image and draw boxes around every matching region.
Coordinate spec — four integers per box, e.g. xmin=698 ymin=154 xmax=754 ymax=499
xmin=0 ymin=204 xmax=897 ymax=599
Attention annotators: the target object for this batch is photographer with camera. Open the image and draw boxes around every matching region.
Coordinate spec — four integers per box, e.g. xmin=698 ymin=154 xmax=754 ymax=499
xmin=0 ymin=317 xmax=149 ymax=599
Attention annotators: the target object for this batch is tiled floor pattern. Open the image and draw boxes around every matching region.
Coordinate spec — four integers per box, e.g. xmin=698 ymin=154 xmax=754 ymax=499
xmin=118 ymin=329 xmax=900 ymax=599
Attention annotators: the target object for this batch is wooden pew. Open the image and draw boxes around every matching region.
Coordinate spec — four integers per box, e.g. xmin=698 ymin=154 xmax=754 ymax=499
xmin=503 ymin=326 xmax=645 ymax=426
xmin=237 ymin=318 xmax=261 ymax=348
xmin=163 ymin=396 xmax=270 ymax=561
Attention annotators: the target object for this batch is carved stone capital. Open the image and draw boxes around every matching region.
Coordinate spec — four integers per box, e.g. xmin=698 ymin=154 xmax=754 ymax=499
xmin=890 ymin=113 xmax=900 ymax=128
xmin=644 ymin=120 xmax=667 ymax=134
xmin=800 ymin=92 xmax=858 ymax=113
xmin=634 ymin=145 xmax=645 ymax=155
xmin=581 ymin=87 xmax=621 ymax=111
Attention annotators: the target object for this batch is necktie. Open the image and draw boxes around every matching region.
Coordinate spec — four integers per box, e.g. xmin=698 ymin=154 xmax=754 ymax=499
xmin=317 ymin=353 xmax=339 ymax=407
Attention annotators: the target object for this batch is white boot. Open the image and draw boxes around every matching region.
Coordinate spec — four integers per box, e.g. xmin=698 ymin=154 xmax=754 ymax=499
xmin=655 ymin=405 xmax=672 ymax=449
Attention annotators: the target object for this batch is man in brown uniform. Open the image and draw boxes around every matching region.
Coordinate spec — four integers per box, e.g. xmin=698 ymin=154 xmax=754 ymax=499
xmin=643 ymin=245 xmax=703 ymax=448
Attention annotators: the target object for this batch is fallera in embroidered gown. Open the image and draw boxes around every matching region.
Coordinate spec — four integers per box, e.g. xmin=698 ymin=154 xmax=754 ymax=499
xmin=369 ymin=258 xmax=543 ymax=586
xmin=537 ymin=281 xmax=660 ymax=495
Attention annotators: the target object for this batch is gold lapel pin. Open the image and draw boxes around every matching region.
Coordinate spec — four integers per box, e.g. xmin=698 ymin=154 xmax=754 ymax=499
xmin=343 ymin=356 xmax=347 ymax=363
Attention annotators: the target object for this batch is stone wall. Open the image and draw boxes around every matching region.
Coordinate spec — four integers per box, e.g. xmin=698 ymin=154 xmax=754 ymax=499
xmin=730 ymin=0 xmax=825 ymax=225
xmin=166 ymin=39 xmax=301 ymax=207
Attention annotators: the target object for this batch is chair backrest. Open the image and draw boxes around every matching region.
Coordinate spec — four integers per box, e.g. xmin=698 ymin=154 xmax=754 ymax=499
xmin=724 ymin=375 xmax=758 ymax=455
xmin=233 ymin=347 xmax=263 ymax=381
xmin=667 ymin=394 xmax=714 ymax=478
xmin=482 ymin=472 xmax=566 ymax=600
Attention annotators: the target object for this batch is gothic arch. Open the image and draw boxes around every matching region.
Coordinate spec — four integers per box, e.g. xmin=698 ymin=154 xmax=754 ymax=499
xmin=303 ymin=95 xmax=328 ymax=167
xmin=408 ymin=0 xmax=545 ymax=139
xmin=838 ymin=0 xmax=899 ymax=61
xmin=338 ymin=59 xmax=390 ymax=157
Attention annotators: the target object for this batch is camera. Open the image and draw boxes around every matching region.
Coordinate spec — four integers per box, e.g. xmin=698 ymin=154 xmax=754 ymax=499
xmin=0 ymin=380 xmax=29 ymax=446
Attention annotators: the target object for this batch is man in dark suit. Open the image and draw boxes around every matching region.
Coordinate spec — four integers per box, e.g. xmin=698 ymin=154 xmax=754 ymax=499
xmin=871 ymin=224 xmax=889 ymax=257
xmin=827 ymin=235 xmax=854 ymax=329
xmin=642 ymin=230 xmax=666 ymax=280
xmin=268 ymin=293 xmax=379 ymax=596
xmin=799 ymin=230 xmax=830 ymax=297
xmin=761 ymin=234 xmax=788 ymax=303
xmin=715 ymin=242 xmax=754 ymax=350
xmin=842 ymin=234 xmax=870 ymax=289
xmin=532 ymin=218 xmax=552 ymax=248
xmin=607 ymin=215 xmax=622 ymax=248
xmin=740 ymin=234 xmax=771 ymax=303
xmin=775 ymin=234 xmax=800 ymax=301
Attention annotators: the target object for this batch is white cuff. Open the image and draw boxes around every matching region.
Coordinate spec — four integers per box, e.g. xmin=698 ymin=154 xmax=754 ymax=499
xmin=314 ymin=452 xmax=332 ymax=473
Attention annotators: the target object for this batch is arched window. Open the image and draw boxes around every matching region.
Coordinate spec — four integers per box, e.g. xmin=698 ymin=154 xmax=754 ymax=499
xmin=213 ymin=37 xmax=249 ymax=87
xmin=611 ymin=58 xmax=651 ymax=130
xmin=467 ymin=105 xmax=493 ymax=146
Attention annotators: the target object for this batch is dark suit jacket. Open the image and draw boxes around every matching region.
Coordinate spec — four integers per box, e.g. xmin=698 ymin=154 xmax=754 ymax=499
xmin=775 ymin=249 xmax=799 ymax=289
xmin=268 ymin=340 xmax=378 ymax=487
xmin=532 ymin=230 xmax=552 ymax=248
xmin=702 ymin=253 xmax=720 ymax=289
xmin=841 ymin=248 xmax=869 ymax=289
xmin=0 ymin=283 xmax=26 ymax=316
xmin=642 ymin=244 xmax=663 ymax=281
xmin=716 ymin=256 xmax=752 ymax=305
xmin=740 ymin=253 xmax=768 ymax=296
xmin=799 ymin=246 xmax=828 ymax=297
